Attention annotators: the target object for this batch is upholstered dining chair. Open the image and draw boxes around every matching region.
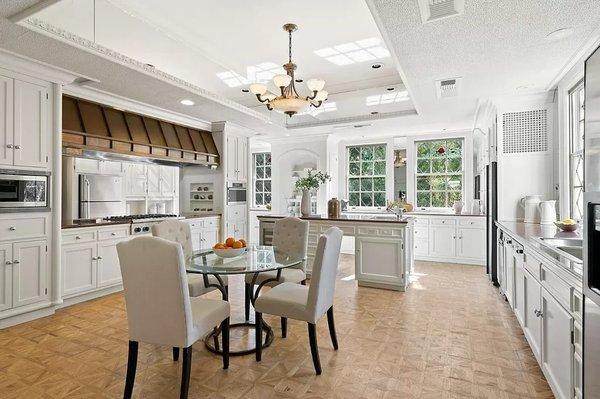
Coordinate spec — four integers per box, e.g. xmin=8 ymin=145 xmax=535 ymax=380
xmin=152 ymin=219 xmax=229 ymax=298
xmin=244 ymin=216 xmax=309 ymax=335
xmin=117 ymin=236 xmax=230 ymax=399
xmin=254 ymin=226 xmax=343 ymax=375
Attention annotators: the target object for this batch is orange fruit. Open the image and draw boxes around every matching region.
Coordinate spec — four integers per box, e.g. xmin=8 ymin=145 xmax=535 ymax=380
xmin=214 ymin=243 xmax=226 ymax=249
xmin=239 ymin=239 xmax=247 ymax=248
xmin=232 ymin=240 xmax=243 ymax=249
xmin=225 ymin=237 xmax=235 ymax=247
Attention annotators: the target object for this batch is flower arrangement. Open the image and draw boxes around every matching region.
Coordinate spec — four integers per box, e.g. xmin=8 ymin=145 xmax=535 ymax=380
xmin=295 ymin=169 xmax=331 ymax=191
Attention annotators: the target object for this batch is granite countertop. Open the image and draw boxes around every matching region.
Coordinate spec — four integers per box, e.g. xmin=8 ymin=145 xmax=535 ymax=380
xmin=257 ymin=214 xmax=410 ymax=224
xmin=62 ymin=220 xmax=131 ymax=229
xmin=405 ymin=211 xmax=486 ymax=217
xmin=182 ymin=212 xmax=222 ymax=219
xmin=496 ymin=221 xmax=582 ymax=277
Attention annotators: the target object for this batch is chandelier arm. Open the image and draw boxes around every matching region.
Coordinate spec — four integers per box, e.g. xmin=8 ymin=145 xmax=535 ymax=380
xmin=312 ymin=100 xmax=323 ymax=108
xmin=306 ymin=90 xmax=318 ymax=101
xmin=255 ymin=94 xmax=269 ymax=104
xmin=266 ymin=104 xmax=273 ymax=111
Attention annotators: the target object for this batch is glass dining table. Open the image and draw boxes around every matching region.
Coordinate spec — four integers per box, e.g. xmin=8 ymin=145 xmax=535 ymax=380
xmin=186 ymin=245 xmax=304 ymax=356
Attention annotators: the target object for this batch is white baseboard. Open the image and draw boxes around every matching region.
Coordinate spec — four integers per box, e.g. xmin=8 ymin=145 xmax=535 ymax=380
xmin=59 ymin=285 xmax=123 ymax=308
xmin=415 ymin=256 xmax=485 ymax=266
xmin=0 ymin=304 xmax=54 ymax=329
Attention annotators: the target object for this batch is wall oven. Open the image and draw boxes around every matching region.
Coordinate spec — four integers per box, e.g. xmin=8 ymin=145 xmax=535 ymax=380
xmin=0 ymin=170 xmax=50 ymax=212
xmin=227 ymin=182 xmax=247 ymax=205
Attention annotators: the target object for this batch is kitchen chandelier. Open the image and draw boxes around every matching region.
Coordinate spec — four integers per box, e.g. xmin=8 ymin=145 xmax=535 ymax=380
xmin=249 ymin=23 xmax=328 ymax=117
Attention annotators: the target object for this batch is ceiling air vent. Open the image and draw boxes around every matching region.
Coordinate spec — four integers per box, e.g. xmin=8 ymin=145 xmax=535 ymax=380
xmin=418 ymin=0 xmax=465 ymax=23
xmin=435 ymin=77 xmax=461 ymax=98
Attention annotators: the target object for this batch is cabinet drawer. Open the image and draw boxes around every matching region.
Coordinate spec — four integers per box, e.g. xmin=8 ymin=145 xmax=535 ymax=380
xmin=540 ymin=266 xmax=571 ymax=310
xmin=430 ymin=218 xmax=456 ymax=226
xmin=413 ymin=227 xmax=429 ymax=239
xmin=63 ymin=230 xmax=96 ymax=244
xmin=203 ymin=217 xmax=220 ymax=228
xmin=458 ymin=218 xmax=485 ymax=228
xmin=412 ymin=217 xmax=429 ymax=226
xmin=523 ymin=255 xmax=542 ymax=280
xmin=319 ymin=224 xmax=355 ymax=236
xmin=0 ymin=216 xmax=47 ymax=241
xmin=98 ymin=227 xmax=129 ymax=241
xmin=187 ymin=218 xmax=204 ymax=228
xmin=378 ymin=227 xmax=403 ymax=237
xmin=227 ymin=205 xmax=246 ymax=220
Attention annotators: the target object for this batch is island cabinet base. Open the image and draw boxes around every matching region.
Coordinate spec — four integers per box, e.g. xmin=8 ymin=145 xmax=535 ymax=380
xmin=258 ymin=215 xmax=414 ymax=291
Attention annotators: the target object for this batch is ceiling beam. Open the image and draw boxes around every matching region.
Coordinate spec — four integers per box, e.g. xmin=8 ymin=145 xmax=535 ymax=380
xmin=8 ymin=0 xmax=61 ymax=23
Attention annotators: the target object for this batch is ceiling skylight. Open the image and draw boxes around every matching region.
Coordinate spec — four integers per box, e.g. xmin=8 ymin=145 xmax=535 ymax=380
xmin=315 ymin=38 xmax=390 ymax=66
xmin=300 ymin=101 xmax=337 ymax=117
xmin=216 ymin=71 xmax=250 ymax=88
xmin=366 ymin=91 xmax=409 ymax=106
xmin=246 ymin=62 xmax=286 ymax=82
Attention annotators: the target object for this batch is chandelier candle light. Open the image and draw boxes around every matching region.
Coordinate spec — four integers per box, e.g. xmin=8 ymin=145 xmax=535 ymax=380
xmin=249 ymin=23 xmax=328 ymax=117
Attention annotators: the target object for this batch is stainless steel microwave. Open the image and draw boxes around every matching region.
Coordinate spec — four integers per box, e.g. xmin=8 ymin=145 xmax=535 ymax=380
xmin=0 ymin=170 xmax=50 ymax=212
xmin=227 ymin=182 xmax=247 ymax=205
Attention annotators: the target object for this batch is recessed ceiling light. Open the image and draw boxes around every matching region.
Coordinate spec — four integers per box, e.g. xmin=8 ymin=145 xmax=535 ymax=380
xmin=387 ymin=87 xmax=395 ymax=91
xmin=180 ymin=99 xmax=195 ymax=106
xmin=546 ymin=28 xmax=574 ymax=41
xmin=371 ymin=63 xmax=384 ymax=69
xmin=241 ymin=88 xmax=249 ymax=93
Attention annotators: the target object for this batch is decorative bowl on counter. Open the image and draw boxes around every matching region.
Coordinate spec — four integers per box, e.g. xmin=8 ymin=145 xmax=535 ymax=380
xmin=554 ymin=221 xmax=578 ymax=232
xmin=213 ymin=247 xmax=246 ymax=258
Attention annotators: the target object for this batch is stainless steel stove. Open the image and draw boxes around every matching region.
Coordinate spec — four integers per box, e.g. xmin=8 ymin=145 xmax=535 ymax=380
xmin=103 ymin=214 xmax=184 ymax=235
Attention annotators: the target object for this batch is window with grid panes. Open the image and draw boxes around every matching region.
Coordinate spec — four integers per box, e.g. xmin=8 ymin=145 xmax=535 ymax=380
xmin=569 ymin=81 xmax=584 ymax=220
xmin=253 ymin=153 xmax=271 ymax=207
xmin=347 ymin=144 xmax=387 ymax=207
xmin=415 ymin=138 xmax=464 ymax=208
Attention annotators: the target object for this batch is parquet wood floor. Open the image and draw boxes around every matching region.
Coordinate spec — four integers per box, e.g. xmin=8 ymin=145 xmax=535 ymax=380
xmin=0 ymin=256 xmax=554 ymax=398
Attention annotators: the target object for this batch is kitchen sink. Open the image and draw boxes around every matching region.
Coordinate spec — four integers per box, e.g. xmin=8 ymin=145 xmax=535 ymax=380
xmin=556 ymin=246 xmax=583 ymax=261
xmin=537 ymin=237 xmax=583 ymax=262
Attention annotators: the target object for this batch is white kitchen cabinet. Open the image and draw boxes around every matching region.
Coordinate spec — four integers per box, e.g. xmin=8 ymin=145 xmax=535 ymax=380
xmin=226 ymin=134 xmax=248 ymax=182
xmin=13 ymin=80 xmax=48 ymax=168
xmin=456 ymin=227 xmax=486 ymax=260
xmin=0 ymin=75 xmax=14 ymax=166
xmin=147 ymin=165 xmax=178 ymax=198
xmin=123 ymin=162 xmax=147 ymax=197
xmin=203 ymin=228 xmax=219 ymax=249
xmin=97 ymin=239 xmax=126 ymax=288
xmin=355 ymin=236 xmax=405 ymax=288
xmin=429 ymin=225 xmax=456 ymax=258
xmin=74 ymin=158 xmax=101 ymax=173
xmin=187 ymin=218 xmax=221 ymax=250
xmin=505 ymin=243 xmax=516 ymax=309
xmin=0 ymin=243 xmax=12 ymax=312
xmin=541 ymin=287 xmax=573 ymax=399
xmin=226 ymin=220 xmax=246 ymax=239
xmin=515 ymin=258 xmax=525 ymax=326
xmin=523 ymin=269 xmax=542 ymax=361
xmin=147 ymin=164 xmax=161 ymax=197
xmin=12 ymin=240 xmax=47 ymax=308
xmin=62 ymin=241 xmax=97 ymax=297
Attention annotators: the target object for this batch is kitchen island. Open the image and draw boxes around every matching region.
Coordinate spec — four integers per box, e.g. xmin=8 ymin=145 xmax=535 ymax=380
xmin=257 ymin=214 xmax=414 ymax=291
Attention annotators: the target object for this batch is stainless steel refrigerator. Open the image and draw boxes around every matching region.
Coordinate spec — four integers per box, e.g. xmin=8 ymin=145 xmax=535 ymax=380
xmin=79 ymin=174 xmax=125 ymax=219
xmin=583 ymin=44 xmax=600 ymax=398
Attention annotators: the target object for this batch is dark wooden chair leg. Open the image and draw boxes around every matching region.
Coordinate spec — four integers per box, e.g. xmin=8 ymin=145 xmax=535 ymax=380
xmin=221 ymin=318 xmax=230 ymax=369
xmin=245 ymin=283 xmax=251 ymax=321
xmin=308 ymin=323 xmax=322 ymax=375
xmin=255 ymin=312 xmax=263 ymax=362
xmin=281 ymin=317 xmax=288 ymax=338
xmin=123 ymin=340 xmax=138 ymax=399
xmin=180 ymin=346 xmax=192 ymax=399
xmin=213 ymin=327 xmax=220 ymax=351
xmin=172 ymin=347 xmax=179 ymax=361
xmin=326 ymin=306 xmax=339 ymax=350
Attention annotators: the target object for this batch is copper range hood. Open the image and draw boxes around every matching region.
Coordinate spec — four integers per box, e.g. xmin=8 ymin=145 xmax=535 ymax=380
xmin=62 ymin=95 xmax=219 ymax=167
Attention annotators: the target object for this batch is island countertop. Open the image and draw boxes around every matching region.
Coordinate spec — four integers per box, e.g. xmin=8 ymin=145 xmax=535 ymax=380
xmin=257 ymin=214 xmax=410 ymax=224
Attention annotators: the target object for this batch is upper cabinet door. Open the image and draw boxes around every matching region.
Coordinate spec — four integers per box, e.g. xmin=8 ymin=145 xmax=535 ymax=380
xmin=124 ymin=163 xmax=147 ymax=197
xmin=147 ymin=165 xmax=161 ymax=197
xmin=0 ymin=75 xmax=14 ymax=166
xmin=237 ymin=137 xmax=248 ymax=182
xmin=226 ymin=136 xmax=237 ymax=181
xmin=160 ymin=166 xmax=176 ymax=197
xmin=13 ymin=80 xmax=48 ymax=168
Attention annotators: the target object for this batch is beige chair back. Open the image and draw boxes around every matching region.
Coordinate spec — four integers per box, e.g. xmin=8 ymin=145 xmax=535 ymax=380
xmin=306 ymin=227 xmax=343 ymax=322
xmin=273 ymin=217 xmax=309 ymax=271
xmin=117 ymin=236 xmax=194 ymax=347
xmin=152 ymin=220 xmax=193 ymax=258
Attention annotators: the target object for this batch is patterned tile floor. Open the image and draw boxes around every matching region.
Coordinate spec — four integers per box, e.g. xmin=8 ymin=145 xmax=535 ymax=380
xmin=0 ymin=256 xmax=554 ymax=398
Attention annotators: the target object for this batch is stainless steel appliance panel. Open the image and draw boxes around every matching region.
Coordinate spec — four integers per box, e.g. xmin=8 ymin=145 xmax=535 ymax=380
xmin=79 ymin=174 xmax=123 ymax=202
xmin=227 ymin=182 xmax=247 ymax=204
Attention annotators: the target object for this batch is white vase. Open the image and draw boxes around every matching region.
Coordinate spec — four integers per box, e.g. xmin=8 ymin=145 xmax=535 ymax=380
xmin=453 ymin=201 xmax=463 ymax=215
xmin=301 ymin=190 xmax=311 ymax=217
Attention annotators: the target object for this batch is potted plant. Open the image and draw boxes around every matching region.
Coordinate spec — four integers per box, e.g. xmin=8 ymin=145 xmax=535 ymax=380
xmin=295 ymin=169 xmax=331 ymax=217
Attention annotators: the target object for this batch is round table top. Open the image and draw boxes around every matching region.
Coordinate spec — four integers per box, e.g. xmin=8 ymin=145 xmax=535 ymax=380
xmin=186 ymin=245 xmax=304 ymax=275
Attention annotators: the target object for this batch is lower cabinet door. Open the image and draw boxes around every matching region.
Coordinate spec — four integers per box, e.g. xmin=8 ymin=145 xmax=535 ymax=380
xmin=541 ymin=287 xmax=573 ymax=399
xmin=355 ymin=236 xmax=404 ymax=287
xmin=429 ymin=226 xmax=456 ymax=258
xmin=97 ymin=240 xmax=125 ymax=287
xmin=523 ymin=269 xmax=542 ymax=361
xmin=190 ymin=228 xmax=202 ymax=251
xmin=62 ymin=242 xmax=97 ymax=297
xmin=202 ymin=228 xmax=219 ymax=249
xmin=456 ymin=227 xmax=486 ymax=261
xmin=0 ymin=243 xmax=13 ymax=311
xmin=414 ymin=238 xmax=429 ymax=257
xmin=505 ymin=250 xmax=516 ymax=309
xmin=514 ymin=261 xmax=525 ymax=326
xmin=12 ymin=240 xmax=47 ymax=307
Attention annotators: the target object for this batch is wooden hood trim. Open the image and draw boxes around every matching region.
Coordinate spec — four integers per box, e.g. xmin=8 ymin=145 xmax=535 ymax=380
xmin=62 ymin=95 xmax=219 ymax=166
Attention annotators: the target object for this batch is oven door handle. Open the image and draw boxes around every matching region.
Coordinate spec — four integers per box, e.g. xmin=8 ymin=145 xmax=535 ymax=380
xmin=84 ymin=178 xmax=91 ymax=219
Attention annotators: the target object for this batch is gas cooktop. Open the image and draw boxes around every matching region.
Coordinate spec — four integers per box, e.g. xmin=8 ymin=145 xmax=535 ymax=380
xmin=103 ymin=214 xmax=179 ymax=222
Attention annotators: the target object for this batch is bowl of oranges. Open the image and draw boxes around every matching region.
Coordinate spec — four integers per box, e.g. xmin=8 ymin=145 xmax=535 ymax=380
xmin=212 ymin=237 xmax=247 ymax=258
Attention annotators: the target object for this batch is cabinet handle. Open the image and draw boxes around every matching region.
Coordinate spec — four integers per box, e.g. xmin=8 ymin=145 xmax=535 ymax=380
xmin=6 ymin=144 xmax=13 ymax=148
xmin=14 ymin=145 xmax=21 ymax=149
xmin=534 ymin=309 xmax=543 ymax=318
xmin=13 ymin=260 xmax=19 ymax=264
xmin=9 ymin=226 xmax=16 ymax=231
xmin=111 ymin=232 xmax=117 ymax=236
xmin=97 ymin=256 xmax=103 ymax=260
xmin=452 ymin=235 xmax=456 ymax=239
xmin=92 ymin=256 xmax=97 ymax=260
xmin=75 ymin=236 xmax=81 ymax=240
xmin=5 ymin=261 xmax=12 ymax=265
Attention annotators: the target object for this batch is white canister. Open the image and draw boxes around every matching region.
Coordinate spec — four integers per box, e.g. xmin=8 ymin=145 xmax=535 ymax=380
xmin=453 ymin=201 xmax=463 ymax=215
xmin=519 ymin=195 xmax=542 ymax=223
xmin=538 ymin=200 xmax=557 ymax=224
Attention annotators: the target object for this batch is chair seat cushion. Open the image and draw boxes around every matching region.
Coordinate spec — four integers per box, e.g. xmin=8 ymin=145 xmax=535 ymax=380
xmin=244 ymin=268 xmax=306 ymax=286
xmin=187 ymin=273 xmax=228 ymax=297
xmin=255 ymin=282 xmax=312 ymax=322
xmin=189 ymin=297 xmax=230 ymax=343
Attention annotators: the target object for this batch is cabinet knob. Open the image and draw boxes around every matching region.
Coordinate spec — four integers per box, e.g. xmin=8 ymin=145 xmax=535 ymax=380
xmin=6 ymin=144 xmax=13 ymax=148
xmin=111 ymin=232 xmax=117 ymax=236
xmin=97 ymin=256 xmax=103 ymax=260
xmin=75 ymin=236 xmax=81 ymax=240
xmin=92 ymin=256 xmax=97 ymax=260
xmin=534 ymin=309 xmax=543 ymax=318
xmin=13 ymin=260 xmax=19 ymax=264
xmin=14 ymin=145 xmax=21 ymax=149
xmin=5 ymin=261 xmax=12 ymax=265
xmin=9 ymin=226 xmax=16 ymax=231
